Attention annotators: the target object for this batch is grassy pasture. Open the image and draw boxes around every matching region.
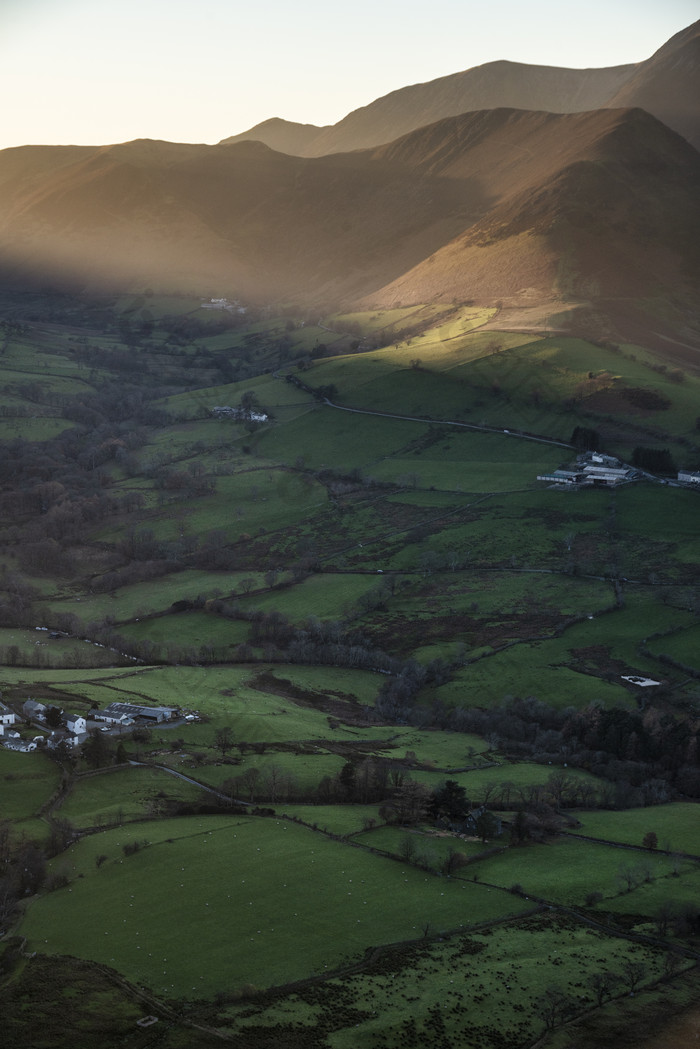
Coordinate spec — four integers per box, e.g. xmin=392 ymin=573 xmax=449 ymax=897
xmin=353 ymin=823 xmax=491 ymax=863
xmin=236 ymin=573 xmax=378 ymax=622
xmin=162 ymin=372 xmax=315 ymax=420
xmin=222 ymin=912 xmax=675 ymax=1049
xmin=0 ymin=627 xmax=127 ymax=669
xmin=572 ymin=804 xmax=700 ymax=856
xmin=119 ymin=610 xmax=250 ymax=655
xmin=469 ymin=836 xmax=676 ymax=905
xmin=147 ymin=468 xmax=328 ymax=543
xmin=367 ymin=447 xmax=562 ymax=493
xmin=384 ymin=488 xmax=607 ymax=569
xmin=375 ymin=727 xmax=490 ymax=766
xmin=278 ymin=804 xmax=385 ymax=834
xmin=647 ymin=623 xmax=700 ymax=670
xmin=111 ymin=663 xmax=382 ymax=718
xmin=603 ymin=865 xmax=700 ymax=920
xmin=187 ymin=749 xmax=346 ymax=794
xmin=253 ymin=407 xmax=428 ymax=471
xmin=0 ymin=418 xmax=73 ymax=441
xmin=0 ymin=747 xmax=60 ymax=822
xmin=433 ymin=644 xmax=631 ymax=711
xmin=21 ymin=815 xmax=529 ymax=997
xmin=39 ymin=569 xmax=270 ymax=623
xmin=410 ymin=761 xmax=604 ymax=801
xmin=58 ymin=766 xmax=204 ymax=828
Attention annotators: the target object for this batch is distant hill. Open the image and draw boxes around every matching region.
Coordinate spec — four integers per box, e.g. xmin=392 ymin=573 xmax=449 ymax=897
xmin=1 ymin=106 xmax=699 ymax=350
xmin=221 ymin=20 xmax=700 ymax=155
xmin=221 ymin=63 xmax=634 ymax=156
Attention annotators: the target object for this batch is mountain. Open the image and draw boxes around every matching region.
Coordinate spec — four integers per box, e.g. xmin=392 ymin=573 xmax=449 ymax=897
xmin=605 ymin=19 xmax=700 ymax=150
xmin=222 ymin=20 xmax=700 ymax=156
xmin=1 ymin=106 xmax=699 ymax=349
xmin=222 ymin=62 xmax=635 ymax=156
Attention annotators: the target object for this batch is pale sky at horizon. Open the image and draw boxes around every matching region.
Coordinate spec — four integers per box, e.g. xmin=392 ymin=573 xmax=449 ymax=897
xmin=0 ymin=0 xmax=697 ymax=151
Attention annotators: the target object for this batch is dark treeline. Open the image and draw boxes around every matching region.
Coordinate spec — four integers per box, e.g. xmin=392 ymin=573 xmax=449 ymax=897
xmin=381 ymin=692 xmax=700 ymax=803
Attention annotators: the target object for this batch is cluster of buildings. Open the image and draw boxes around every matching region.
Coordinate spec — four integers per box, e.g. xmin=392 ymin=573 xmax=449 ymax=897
xmin=92 ymin=702 xmax=178 ymax=727
xmin=537 ymin=453 xmax=636 ymax=488
xmin=538 ymin=454 xmax=700 ymax=490
xmin=201 ymin=297 xmax=246 ymax=313
xmin=210 ymin=405 xmax=268 ymax=422
xmin=1 ymin=698 xmax=181 ymax=754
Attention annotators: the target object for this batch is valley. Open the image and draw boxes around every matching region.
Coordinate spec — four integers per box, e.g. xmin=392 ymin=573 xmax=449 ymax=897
xmin=1 ymin=15 xmax=699 ymax=1046
xmin=0 ymin=291 xmax=699 ymax=1048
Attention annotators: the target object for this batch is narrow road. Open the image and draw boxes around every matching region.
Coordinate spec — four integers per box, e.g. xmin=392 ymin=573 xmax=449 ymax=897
xmin=322 ymin=396 xmax=574 ymax=449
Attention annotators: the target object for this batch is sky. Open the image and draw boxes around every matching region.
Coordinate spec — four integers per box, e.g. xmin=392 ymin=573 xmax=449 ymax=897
xmin=0 ymin=0 xmax=697 ymax=151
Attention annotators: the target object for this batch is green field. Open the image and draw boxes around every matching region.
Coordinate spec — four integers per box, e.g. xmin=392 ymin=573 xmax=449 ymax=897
xmin=572 ymin=804 xmax=700 ymax=856
xmin=21 ymin=815 xmax=530 ymax=996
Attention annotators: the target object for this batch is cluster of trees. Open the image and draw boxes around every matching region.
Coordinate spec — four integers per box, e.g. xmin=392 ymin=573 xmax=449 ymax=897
xmin=375 ymin=692 xmax=700 ymax=802
xmin=632 ymin=446 xmax=677 ymax=474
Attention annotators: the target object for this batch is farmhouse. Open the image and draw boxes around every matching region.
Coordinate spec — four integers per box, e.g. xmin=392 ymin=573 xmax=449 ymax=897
xmin=65 ymin=713 xmax=87 ymax=735
xmin=678 ymin=469 xmax=700 ymax=485
xmin=23 ymin=699 xmax=46 ymax=720
xmin=47 ymin=730 xmax=86 ymax=750
xmin=0 ymin=702 xmax=16 ymax=728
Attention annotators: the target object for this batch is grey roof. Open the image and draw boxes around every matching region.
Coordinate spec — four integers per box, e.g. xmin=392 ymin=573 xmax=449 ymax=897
xmin=103 ymin=702 xmax=176 ymax=720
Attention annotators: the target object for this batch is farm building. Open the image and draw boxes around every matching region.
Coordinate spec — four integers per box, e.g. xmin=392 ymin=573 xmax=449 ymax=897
xmin=210 ymin=406 xmax=268 ymax=422
xmin=3 ymin=739 xmax=36 ymax=752
xmin=65 ymin=714 xmax=87 ymax=735
xmin=0 ymin=702 xmax=16 ymax=728
xmin=678 ymin=469 xmax=700 ymax=484
xmin=92 ymin=708 xmax=134 ymax=727
xmin=539 ymin=453 xmax=634 ymax=488
xmin=96 ymin=702 xmax=177 ymax=723
xmin=536 ymin=468 xmax=583 ymax=486
xmin=47 ymin=730 xmax=87 ymax=750
xmin=23 ymin=699 xmax=46 ymax=720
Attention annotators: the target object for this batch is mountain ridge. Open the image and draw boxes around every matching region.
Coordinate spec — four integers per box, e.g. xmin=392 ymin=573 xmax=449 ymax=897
xmin=1 ymin=106 xmax=698 ymax=351
xmin=0 ymin=21 xmax=698 ymax=350
xmin=221 ymin=19 xmax=700 ymax=156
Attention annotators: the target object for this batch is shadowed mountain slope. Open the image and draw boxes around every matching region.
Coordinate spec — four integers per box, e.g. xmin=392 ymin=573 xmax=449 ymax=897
xmin=222 ymin=20 xmax=699 ymax=156
xmin=0 ymin=108 xmax=699 ymax=347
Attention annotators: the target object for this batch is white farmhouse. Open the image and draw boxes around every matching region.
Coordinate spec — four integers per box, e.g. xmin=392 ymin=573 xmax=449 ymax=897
xmin=0 ymin=702 xmax=16 ymax=728
xmin=65 ymin=713 xmax=87 ymax=736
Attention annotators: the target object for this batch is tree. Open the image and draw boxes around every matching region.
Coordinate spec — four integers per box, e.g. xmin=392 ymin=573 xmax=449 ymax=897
xmin=588 ymin=970 xmax=619 ymax=1006
xmin=214 ymin=725 xmax=235 ymax=759
xmin=621 ymin=958 xmax=647 ymax=993
xmin=44 ymin=705 xmax=63 ymax=729
xmin=240 ymin=766 xmax=261 ymax=803
xmin=535 ymin=986 xmax=574 ymax=1030
xmin=431 ymin=780 xmax=468 ymax=822
xmin=642 ymin=830 xmax=658 ymax=851
xmin=654 ymin=901 xmax=677 ymax=937
xmin=82 ymin=729 xmax=113 ymax=769
xmin=475 ymin=809 xmax=500 ymax=843
xmin=398 ymin=834 xmax=417 ymax=862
